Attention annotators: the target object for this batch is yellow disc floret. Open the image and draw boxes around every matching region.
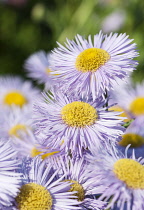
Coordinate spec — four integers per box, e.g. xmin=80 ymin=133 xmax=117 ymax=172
xmin=16 ymin=183 xmax=52 ymax=210
xmin=113 ymin=158 xmax=144 ymax=189
xmin=4 ymin=91 xmax=27 ymax=107
xmin=31 ymin=147 xmax=59 ymax=159
xmin=9 ymin=124 xmax=27 ymax=138
xmin=129 ymin=97 xmax=144 ymax=116
xmin=119 ymin=133 xmax=144 ymax=148
xmin=65 ymin=180 xmax=85 ymax=201
xmin=75 ymin=48 xmax=110 ymax=72
xmin=61 ymin=101 xmax=98 ymax=127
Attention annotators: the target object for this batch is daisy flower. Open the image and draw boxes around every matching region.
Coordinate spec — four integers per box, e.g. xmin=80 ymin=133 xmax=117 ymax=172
xmin=87 ymin=146 xmax=144 ymax=210
xmin=50 ymin=31 xmax=138 ymax=99
xmin=34 ymin=90 xmax=124 ymax=156
xmin=14 ymin=156 xmax=81 ymax=210
xmin=0 ymin=76 xmax=40 ymax=108
xmin=108 ymin=77 xmax=133 ymax=123
xmin=0 ymin=106 xmax=33 ymax=140
xmin=54 ymin=155 xmax=106 ymax=210
xmin=0 ymin=140 xmax=21 ymax=207
xmin=10 ymin=130 xmax=40 ymax=159
xmin=110 ymin=80 xmax=144 ymax=119
xmin=11 ymin=130 xmax=63 ymax=161
xmin=24 ymin=51 xmax=60 ymax=89
xmin=117 ymin=115 xmax=144 ymax=158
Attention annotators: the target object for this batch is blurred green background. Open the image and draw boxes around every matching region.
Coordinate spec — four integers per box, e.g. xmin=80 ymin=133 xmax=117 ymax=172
xmin=0 ymin=0 xmax=144 ymax=81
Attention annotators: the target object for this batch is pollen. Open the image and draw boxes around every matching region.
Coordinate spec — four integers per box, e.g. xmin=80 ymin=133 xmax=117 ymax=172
xmin=109 ymin=105 xmax=130 ymax=122
xmin=129 ymin=97 xmax=144 ymax=116
xmin=119 ymin=133 xmax=144 ymax=148
xmin=4 ymin=91 xmax=27 ymax=107
xmin=65 ymin=180 xmax=85 ymax=201
xmin=16 ymin=183 xmax=52 ymax=210
xmin=9 ymin=124 xmax=27 ymax=138
xmin=113 ymin=158 xmax=144 ymax=189
xmin=61 ymin=101 xmax=98 ymax=127
xmin=31 ymin=147 xmax=59 ymax=159
xmin=75 ymin=48 xmax=110 ymax=72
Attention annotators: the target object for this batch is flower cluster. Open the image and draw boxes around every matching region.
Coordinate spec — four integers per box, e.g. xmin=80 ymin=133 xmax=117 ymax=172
xmin=1 ymin=31 xmax=144 ymax=210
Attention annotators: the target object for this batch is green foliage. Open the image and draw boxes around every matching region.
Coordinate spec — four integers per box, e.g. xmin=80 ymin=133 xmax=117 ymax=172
xmin=0 ymin=0 xmax=144 ymax=80
xmin=123 ymin=119 xmax=134 ymax=128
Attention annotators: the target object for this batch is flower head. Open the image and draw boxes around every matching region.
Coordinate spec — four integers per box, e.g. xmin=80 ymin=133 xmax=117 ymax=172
xmin=117 ymin=115 xmax=144 ymax=158
xmin=11 ymin=130 xmax=63 ymax=161
xmin=53 ymin=155 xmax=106 ymax=209
xmin=14 ymin=156 xmax=81 ymax=210
xmin=0 ymin=106 xmax=33 ymax=140
xmin=51 ymin=31 xmax=138 ymax=99
xmin=25 ymin=51 xmax=61 ymax=89
xmin=88 ymin=146 xmax=144 ymax=210
xmin=110 ymin=80 xmax=144 ymax=118
xmin=34 ymin=90 xmax=124 ymax=156
xmin=0 ymin=76 xmax=40 ymax=108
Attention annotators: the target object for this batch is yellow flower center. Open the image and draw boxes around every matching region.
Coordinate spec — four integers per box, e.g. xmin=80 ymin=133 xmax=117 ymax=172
xmin=4 ymin=91 xmax=27 ymax=107
xmin=65 ymin=180 xmax=85 ymax=201
xmin=119 ymin=133 xmax=144 ymax=148
xmin=113 ymin=159 xmax=144 ymax=189
xmin=9 ymin=124 xmax=27 ymax=138
xmin=129 ymin=97 xmax=144 ymax=116
xmin=109 ymin=105 xmax=130 ymax=122
xmin=61 ymin=101 xmax=98 ymax=127
xmin=75 ymin=48 xmax=110 ymax=72
xmin=31 ymin=147 xmax=59 ymax=159
xmin=16 ymin=183 xmax=52 ymax=210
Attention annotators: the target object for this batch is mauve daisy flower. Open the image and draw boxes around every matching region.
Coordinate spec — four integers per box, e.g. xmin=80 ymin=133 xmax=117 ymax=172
xmin=108 ymin=77 xmax=132 ymax=123
xmin=0 ymin=76 xmax=40 ymax=108
xmin=111 ymin=80 xmax=144 ymax=119
xmin=87 ymin=146 xmax=144 ymax=210
xmin=117 ymin=115 xmax=144 ymax=158
xmin=24 ymin=51 xmax=60 ymax=89
xmin=13 ymin=156 xmax=81 ymax=210
xmin=34 ymin=90 xmax=124 ymax=156
xmin=54 ymin=156 xmax=106 ymax=210
xmin=0 ymin=106 xmax=33 ymax=140
xmin=50 ymin=31 xmax=138 ymax=99
xmin=0 ymin=140 xmax=21 ymax=207
xmin=11 ymin=130 xmax=62 ymax=161
xmin=10 ymin=130 xmax=39 ymax=159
